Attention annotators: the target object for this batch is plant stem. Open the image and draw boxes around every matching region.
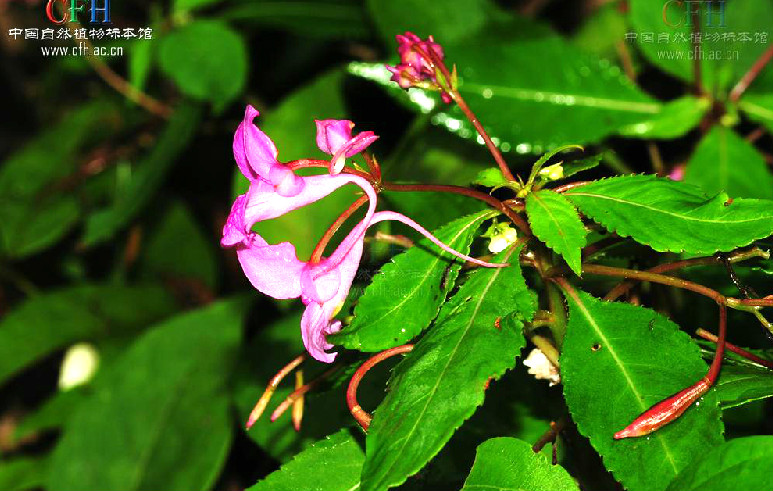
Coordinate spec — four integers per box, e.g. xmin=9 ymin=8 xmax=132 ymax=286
xmin=346 ymin=345 xmax=414 ymax=431
xmin=546 ymin=283 xmax=567 ymax=349
xmin=245 ymin=354 xmax=306 ymax=429
xmin=604 ymin=257 xmax=719 ymax=302
xmin=383 ymin=182 xmax=532 ymax=236
xmin=696 ymin=328 xmax=773 ymax=370
xmin=729 ymin=44 xmax=773 ymax=103
xmin=532 ymin=417 xmax=567 ymax=453
xmin=287 ymin=159 xmax=375 ymax=182
xmin=552 ymin=181 xmax=591 ymax=194
xmin=292 ymin=370 xmax=304 ymax=431
xmin=690 ymin=6 xmax=704 ymax=95
xmin=270 ymin=365 xmax=341 ymax=422
xmin=309 ymin=195 xmax=369 ymax=263
xmin=419 ymin=47 xmax=517 ymax=183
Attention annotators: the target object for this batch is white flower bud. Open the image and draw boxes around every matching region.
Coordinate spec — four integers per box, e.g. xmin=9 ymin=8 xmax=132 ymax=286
xmin=486 ymin=225 xmax=518 ymax=253
xmin=58 ymin=343 xmax=99 ymax=391
xmin=523 ymin=348 xmax=561 ymax=386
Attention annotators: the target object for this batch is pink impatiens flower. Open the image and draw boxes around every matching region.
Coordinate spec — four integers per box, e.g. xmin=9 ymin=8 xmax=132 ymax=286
xmin=223 ymin=105 xmax=505 ymax=362
xmin=315 ymin=119 xmax=378 ymax=174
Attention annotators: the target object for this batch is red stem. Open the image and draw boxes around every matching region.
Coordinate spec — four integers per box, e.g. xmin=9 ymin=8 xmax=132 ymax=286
xmin=346 ymin=344 xmax=414 ymax=431
xmin=287 ymin=159 xmax=375 ymax=182
xmin=383 ymin=182 xmax=532 ymax=236
xmin=696 ymin=328 xmax=773 ymax=370
xmin=730 ymin=45 xmax=773 ymax=103
xmin=604 ymin=257 xmax=719 ymax=302
xmin=309 ymin=195 xmax=369 ymax=263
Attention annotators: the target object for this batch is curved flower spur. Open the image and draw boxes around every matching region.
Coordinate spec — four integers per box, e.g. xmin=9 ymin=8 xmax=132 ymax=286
xmin=222 ymin=105 xmax=507 ymax=364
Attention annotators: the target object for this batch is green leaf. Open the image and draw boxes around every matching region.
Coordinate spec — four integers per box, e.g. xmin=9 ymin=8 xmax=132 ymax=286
xmin=248 ymin=429 xmax=365 ymax=491
xmin=0 ymin=458 xmax=46 ymax=491
xmin=382 ymin=190 xmax=486 ymax=232
xmin=684 ymin=125 xmax=773 ymax=199
xmin=0 ymin=285 xmax=175 ymax=387
xmin=714 ymin=362 xmax=773 ymax=409
xmin=222 ymin=0 xmax=368 ymax=39
xmin=629 ymin=0 xmax=773 ymax=93
xmin=360 ymin=245 xmax=535 ymax=491
xmin=560 ymin=288 xmax=724 ymax=491
xmin=14 ymin=387 xmax=87 ymax=442
xmin=666 ymin=436 xmax=773 ymax=491
xmin=82 ymin=103 xmax=201 ymax=246
xmin=0 ymin=100 xmax=123 ymax=258
xmin=128 ymin=39 xmax=153 ymax=93
xmin=232 ymin=70 xmax=358 ymax=261
xmin=331 ymin=210 xmax=495 ymax=351
xmin=617 ymin=96 xmax=709 ymax=139
xmin=526 ymin=190 xmax=587 ymax=275
xmin=472 ymin=167 xmax=509 ymax=188
xmin=139 ymin=200 xmax=218 ymax=289
xmin=174 ymin=0 xmax=223 ymax=14
xmin=572 ymin=1 xmax=631 ymax=64
xmin=367 ymin=0 xmax=502 ymax=46
xmin=739 ymin=94 xmax=773 ymax=135
xmin=158 ymin=21 xmax=247 ymax=108
xmin=561 ymin=154 xmax=602 ymax=179
xmin=461 ymin=437 xmax=579 ymax=491
xmin=352 ymin=29 xmax=673 ymax=152
xmin=564 ymin=175 xmax=773 ymax=254
xmin=47 ymin=298 xmax=247 ymax=491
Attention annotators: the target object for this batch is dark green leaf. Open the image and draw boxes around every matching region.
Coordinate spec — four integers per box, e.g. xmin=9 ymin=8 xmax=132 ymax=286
xmin=0 ymin=285 xmax=175 ymax=387
xmin=14 ymin=387 xmax=87 ymax=442
xmin=360 ymin=245 xmax=535 ymax=491
xmin=561 ymin=154 xmax=602 ymax=179
xmin=352 ymin=31 xmax=674 ymax=152
xmin=174 ymin=0 xmax=223 ymax=13
xmin=158 ymin=21 xmax=247 ymax=108
xmin=685 ymin=125 xmax=773 ymax=199
xmin=367 ymin=0 xmax=502 ymax=46
xmin=139 ymin=200 xmax=218 ymax=289
xmin=128 ymin=39 xmax=153 ymax=93
xmin=572 ymin=1 xmax=631 ymax=64
xmin=0 ymin=100 xmax=123 ymax=258
xmin=666 ymin=436 xmax=773 ymax=491
xmin=232 ymin=70 xmax=359 ymax=261
xmin=223 ymin=0 xmax=368 ymax=39
xmin=714 ymin=362 xmax=773 ymax=409
xmin=739 ymin=94 xmax=773 ymax=135
xmin=331 ymin=210 xmax=495 ymax=351
xmin=248 ymin=429 xmax=364 ymax=491
xmin=561 ymin=288 xmax=724 ymax=491
xmin=526 ymin=190 xmax=587 ymax=275
xmin=382 ymin=190 xmax=486 ymax=232
xmin=0 ymin=458 xmax=46 ymax=491
xmin=565 ymin=175 xmax=773 ymax=254
xmin=461 ymin=437 xmax=579 ymax=491
xmin=82 ymin=103 xmax=201 ymax=246
xmin=47 ymin=298 xmax=247 ymax=491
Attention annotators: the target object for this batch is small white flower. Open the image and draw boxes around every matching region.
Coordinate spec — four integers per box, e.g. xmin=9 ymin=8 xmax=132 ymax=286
xmin=538 ymin=163 xmax=564 ymax=181
xmin=523 ymin=348 xmax=561 ymax=386
xmin=58 ymin=343 xmax=99 ymax=391
xmin=486 ymin=225 xmax=518 ymax=253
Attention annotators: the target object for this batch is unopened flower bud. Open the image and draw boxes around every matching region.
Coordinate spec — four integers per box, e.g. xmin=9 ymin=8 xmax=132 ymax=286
xmin=539 ymin=163 xmax=564 ymax=181
xmin=523 ymin=348 xmax=561 ymax=386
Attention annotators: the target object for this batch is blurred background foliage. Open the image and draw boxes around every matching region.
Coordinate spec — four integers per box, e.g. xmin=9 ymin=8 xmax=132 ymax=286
xmin=0 ymin=0 xmax=772 ymax=489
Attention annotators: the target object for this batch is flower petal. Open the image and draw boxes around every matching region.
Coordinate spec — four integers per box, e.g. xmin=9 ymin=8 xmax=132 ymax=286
xmin=221 ymin=193 xmax=249 ymax=247
xmin=315 ymin=119 xmax=354 ymax=155
xmin=236 ymin=239 xmax=305 ymax=299
xmin=300 ymin=303 xmax=341 ymax=363
xmin=234 ymin=105 xmax=279 ymax=181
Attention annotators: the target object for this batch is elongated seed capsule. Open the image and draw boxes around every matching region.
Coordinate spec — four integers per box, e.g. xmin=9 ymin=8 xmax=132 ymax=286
xmin=613 ymin=377 xmax=711 ymax=439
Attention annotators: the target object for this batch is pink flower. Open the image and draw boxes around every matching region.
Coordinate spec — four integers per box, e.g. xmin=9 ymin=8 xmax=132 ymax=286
xmin=234 ymin=105 xmax=304 ymax=196
xmin=386 ymin=32 xmax=449 ymax=102
xmin=315 ymin=119 xmax=378 ymax=174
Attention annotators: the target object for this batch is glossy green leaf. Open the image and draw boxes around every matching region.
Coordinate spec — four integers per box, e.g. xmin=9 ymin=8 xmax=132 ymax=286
xmin=739 ymin=94 xmax=773 ymax=135
xmin=461 ymin=437 xmax=579 ymax=491
xmin=561 ymin=288 xmax=724 ymax=491
xmin=714 ymin=362 xmax=773 ymax=409
xmin=526 ymin=190 xmax=587 ymax=275
xmin=367 ymin=0 xmax=501 ymax=46
xmin=139 ymin=200 xmax=218 ymax=289
xmin=331 ymin=210 xmax=495 ymax=351
xmin=666 ymin=436 xmax=773 ymax=491
xmin=565 ymin=175 xmax=773 ymax=254
xmin=617 ymin=96 xmax=709 ymax=139
xmin=82 ymin=103 xmax=201 ymax=246
xmin=223 ymin=0 xmax=368 ymax=39
xmin=0 ymin=458 xmax=45 ymax=491
xmin=47 ymin=298 xmax=247 ymax=491
xmin=0 ymin=285 xmax=175 ymax=387
xmin=0 ymin=100 xmax=123 ymax=258
xmin=248 ymin=429 xmax=364 ymax=491
xmin=232 ymin=70 xmax=358 ymax=261
xmin=629 ymin=0 xmax=773 ymax=93
xmin=684 ymin=125 xmax=773 ymax=199
xmin=352 ymin=30 xmax=677 ymax=152
xmin=158 ymin=21 xmax=247 ymax=108
xmin=360 ymin=245 xmax=535 ymax=491
xmin=561 ymin=154 xmax=602 ymax=179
